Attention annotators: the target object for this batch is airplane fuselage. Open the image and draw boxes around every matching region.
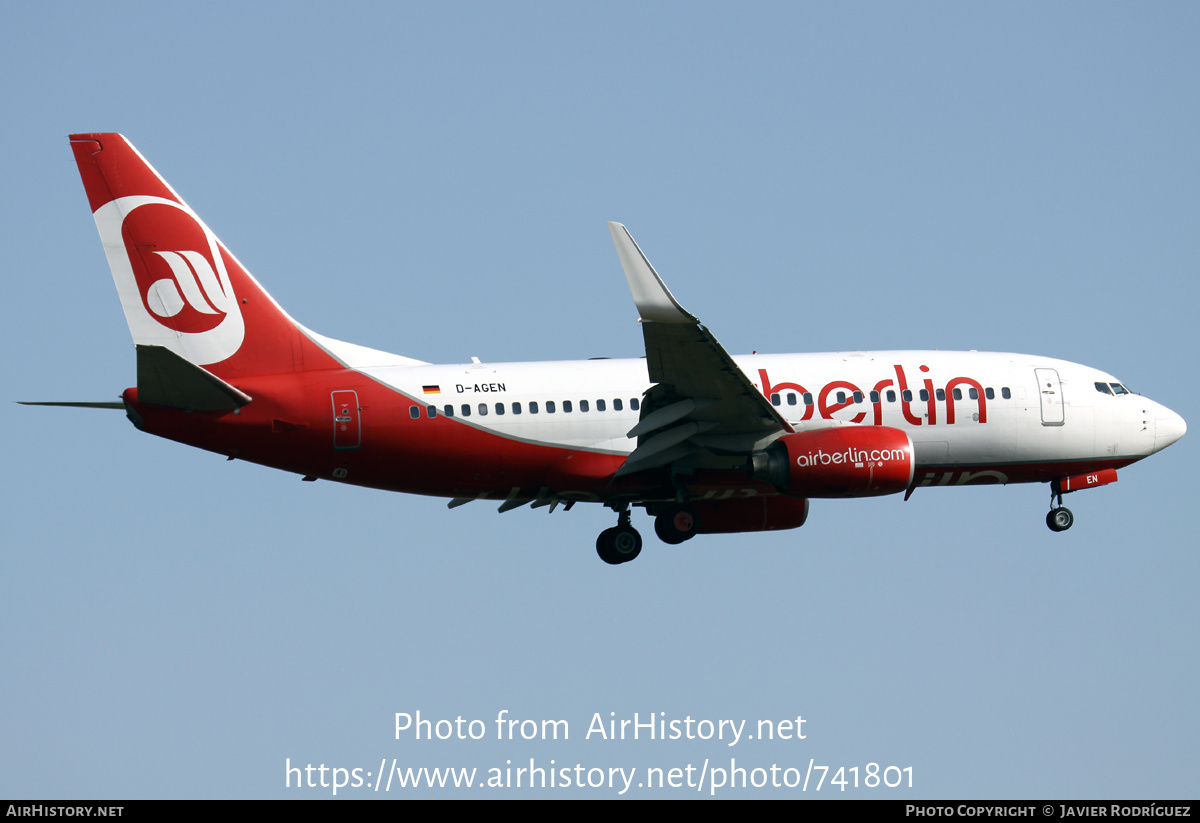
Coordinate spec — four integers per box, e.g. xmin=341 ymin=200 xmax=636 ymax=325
xmin=124 ymin=348 xmax=1180 ymax=503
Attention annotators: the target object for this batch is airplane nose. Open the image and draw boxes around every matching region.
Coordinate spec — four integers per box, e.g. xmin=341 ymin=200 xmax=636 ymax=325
xmin=1154 ymin=407 xmax=1186 ymax=452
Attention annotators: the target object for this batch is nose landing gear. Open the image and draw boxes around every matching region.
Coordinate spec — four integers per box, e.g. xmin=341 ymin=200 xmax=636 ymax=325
xmin=1046 ymin=506 xmax=1074 ymax=532
xmin=1046 ymin=480 xmax=1073 ymax=532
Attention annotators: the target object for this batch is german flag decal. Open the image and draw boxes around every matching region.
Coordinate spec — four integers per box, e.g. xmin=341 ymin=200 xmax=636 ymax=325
xmin=422 ymin=385 xmax=441 ymax=395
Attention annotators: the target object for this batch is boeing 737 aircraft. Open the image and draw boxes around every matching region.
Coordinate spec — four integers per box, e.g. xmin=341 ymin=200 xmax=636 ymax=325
xmin=32 ymin=133 xmax=1186 ymax=564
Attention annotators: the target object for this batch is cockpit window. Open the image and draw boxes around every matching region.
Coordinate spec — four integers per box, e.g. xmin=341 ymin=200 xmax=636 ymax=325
xmin=1095 ymin=382 xmax=1113 ymax=395
xmin=1110 ymin=383 xmax=1130 ymax=395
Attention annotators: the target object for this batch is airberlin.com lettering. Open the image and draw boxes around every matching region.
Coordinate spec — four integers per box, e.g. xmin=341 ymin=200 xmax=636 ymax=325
xmin=283 ymin=710 xmax=918 ymax=794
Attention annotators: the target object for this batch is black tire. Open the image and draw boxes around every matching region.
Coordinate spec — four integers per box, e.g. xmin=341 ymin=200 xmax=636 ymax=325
xmin=596 ymin=528 xmax=622 ymax=564
xmin=597 ymin=526 xmax=642 ymax=564
xmin=654 ymin=504 xmax=698 ymax=544
xmin=1046 ymin=507 xmax=1074 ymax=532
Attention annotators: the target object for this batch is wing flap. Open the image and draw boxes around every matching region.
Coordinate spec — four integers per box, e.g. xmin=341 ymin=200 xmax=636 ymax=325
xmin=626 ymin=397 xmax=718 ymax=438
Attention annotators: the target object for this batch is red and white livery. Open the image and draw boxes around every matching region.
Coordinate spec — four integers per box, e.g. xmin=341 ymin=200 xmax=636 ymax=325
xmin=45 ymin=134 xmax=1186 ymax=563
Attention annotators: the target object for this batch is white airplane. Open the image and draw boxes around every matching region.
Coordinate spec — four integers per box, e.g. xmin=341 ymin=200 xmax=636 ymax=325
xmin=33 ymin=133 xmax=1186 ymax=564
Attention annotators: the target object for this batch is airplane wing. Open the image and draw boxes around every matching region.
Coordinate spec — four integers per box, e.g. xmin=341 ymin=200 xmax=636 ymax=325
xmin=608 ymin=223 xmax=792 ymax=476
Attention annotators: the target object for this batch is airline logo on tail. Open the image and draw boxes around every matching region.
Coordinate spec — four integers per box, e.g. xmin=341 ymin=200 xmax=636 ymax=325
xmin=94 ymin=195 xmax=245 ymax=365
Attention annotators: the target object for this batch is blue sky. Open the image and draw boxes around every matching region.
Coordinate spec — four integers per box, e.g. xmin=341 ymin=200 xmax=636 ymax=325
xmin=2 ymin=2 xmax=1197 ymax=798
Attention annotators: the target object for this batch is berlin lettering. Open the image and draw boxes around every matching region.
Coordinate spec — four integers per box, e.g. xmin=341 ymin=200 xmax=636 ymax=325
xmin=758 ymin=364 xmax=988 ymax=427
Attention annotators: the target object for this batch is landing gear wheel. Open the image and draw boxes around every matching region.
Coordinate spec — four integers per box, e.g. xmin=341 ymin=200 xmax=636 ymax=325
xmin=1046 ymin=507 xmax=1074 ymax=532
xmin=596 ymin=528 xmax=620 ymax=564
xmin=654 ymin=504 xmax=699 ymax=545
xmin=596 ymin=525 xmax=642 ymax=564
xmin=610 ymin=525 xmax=641 ymax=562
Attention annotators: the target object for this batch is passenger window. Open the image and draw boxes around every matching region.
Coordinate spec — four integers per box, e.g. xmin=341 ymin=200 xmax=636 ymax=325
xmin=563 ymin=400 xmax=573 ymax=413
xmin=461 ymin=404 xmax=471 ymax=417
xmin=936 ymin=389 xmax=945 ymax=401
xmin=512 ymin=402 xmax=521 ymax=414
xmin=443 ymin=405 xmax=454 ymax=417
xmin=597 ymin=399 xmax=606 ymax=411
xmin=919 ymin=390 xmax=929 ymax=401
xmin=870 ymin=391 xmax=880 ymax=403
xmin=787 ymin=393 xmax=797 ymax=406
xmin=985 ymin=388 xmax=995 ymax=400
xmin=409 ymin=406 xmax=420 ymax=419
xmin=427 ymin=406 xmax=437 ymax=418
xmin=953 ymin=388 xmax=962 ymax=401
xmin=969 ymin=388 xmax=978 ymax=400
xmin=886 ymin=390 xmax=896 ymax=402
xmin=630 ymin=398 xmax=640 ymax=411
xmin=614 ymin=399 xmax=623 ymax=411
xmin=1001 ymin=388 xmax=1011 ymax=399
xmin=546 ymin=401 xmax=556 ymax=413
xmin=580 ymin=400 xmax=589 ymax=412
xmin=903 ymin=390 xmax=913 ymax=402
xmin=853 ymin=391 xmax=863 ymax=403
xmin=771 ymin=393 xmax=781 ymax=406
xmin=836 ymin=391 xmax=846 ymax=403
xmin=803 ymin=393 xmax=813 ymax=406
xmin=529 ymin=401 xmax=539 ymax=414
xmin=478 ymin=403 xmax=488 ymax=416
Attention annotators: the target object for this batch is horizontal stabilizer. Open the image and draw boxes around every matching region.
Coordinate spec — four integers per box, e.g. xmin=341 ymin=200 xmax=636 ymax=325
xmin=136 ymin=345 xmax=252 ymax=410
xmin=18 ymin=401 xmax=124 ymax=409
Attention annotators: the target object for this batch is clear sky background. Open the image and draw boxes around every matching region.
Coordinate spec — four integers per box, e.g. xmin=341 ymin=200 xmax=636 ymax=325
xmin=2 ymin=2 xmax=1196 ymax=799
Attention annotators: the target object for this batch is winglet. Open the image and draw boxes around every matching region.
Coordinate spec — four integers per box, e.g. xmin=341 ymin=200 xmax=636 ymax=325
xmin=607 ymin=223 xmax=696 ymax=324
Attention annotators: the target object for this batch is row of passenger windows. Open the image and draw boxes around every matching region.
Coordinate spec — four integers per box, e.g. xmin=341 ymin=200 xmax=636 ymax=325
xmin=408 ymin=387 xmax=1018 ymax=419
xmin=769 ymin=387 xmax=1012 ymax=407
xmin=409 ymin=397 xmax=642 ymax=419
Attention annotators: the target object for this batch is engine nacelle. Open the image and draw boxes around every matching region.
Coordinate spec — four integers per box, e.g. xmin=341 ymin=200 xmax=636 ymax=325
xmin=693 ymin=496 xmax=810 ymax=534
xmin=750 ymin=426 xmax=915 ymax=498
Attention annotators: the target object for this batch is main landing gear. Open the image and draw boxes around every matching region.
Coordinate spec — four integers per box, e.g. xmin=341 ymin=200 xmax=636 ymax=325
xmin=596 ymin=501 xmax=702 ymax=564
xmin=596 ymin=507 xmax=642 ymax=565
xmin=1046 ymin=480 xmax=1073 ymax=532
xmin=654 ymin=503 xmax=699 ymax=545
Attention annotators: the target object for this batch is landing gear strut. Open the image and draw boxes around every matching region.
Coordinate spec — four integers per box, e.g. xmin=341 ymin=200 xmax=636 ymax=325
xmin=597 ymin=506 xmax=642 ymax=565
xmin=1046 ymin=481 xmax=1073 ymax=532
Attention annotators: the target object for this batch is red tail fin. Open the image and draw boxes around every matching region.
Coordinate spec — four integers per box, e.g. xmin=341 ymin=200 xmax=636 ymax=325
xmin=70 ymin=133 xmax=313 ymax=379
